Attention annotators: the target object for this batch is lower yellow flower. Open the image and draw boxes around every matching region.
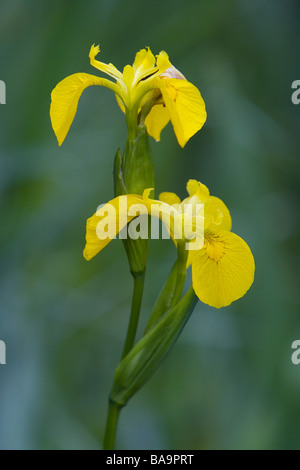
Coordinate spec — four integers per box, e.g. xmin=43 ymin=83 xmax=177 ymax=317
xmin=83 ymin=180 xmax=255 ymax=308
xmin=50 ymin=45 xmax=206 ymax=147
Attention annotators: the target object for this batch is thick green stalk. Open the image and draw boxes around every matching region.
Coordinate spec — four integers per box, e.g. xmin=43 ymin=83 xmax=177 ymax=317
xmin=126 ymin=106 xmax=138 ymax=142
xmin=121 ymin=274 xmax=145 ymax=359
xmin=172 ymin=243 xmax=188 ymax=307
xmin=104 ymin=123 xmax=155 ymax=450
xmin=144 ymin=261 xmax=178 ymax=333
xmin=103 ymin=401 xmax=121 ymax=450
xmin=145 ymin=243 xmax=188 ymax=333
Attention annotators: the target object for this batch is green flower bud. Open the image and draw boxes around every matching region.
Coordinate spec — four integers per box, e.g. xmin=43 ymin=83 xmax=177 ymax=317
xmin=109 ymin=287 xmax=197 ymax=408
xmin=144 ymin=261 xmax=179 ymax=333
xmin=114 ymin=124 xmax=155 ymax=197
xmin=114 ymin=124 xmax=154 ymax=277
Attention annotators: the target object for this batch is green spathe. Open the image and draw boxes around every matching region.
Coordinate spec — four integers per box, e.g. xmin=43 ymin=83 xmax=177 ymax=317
xmin=114 ymin=123 xmax=155 ymax=197
xmin=110 ymin=286 xmax=197 ymax=407
xmin=114 ymin=124 xmax=154 ymax=277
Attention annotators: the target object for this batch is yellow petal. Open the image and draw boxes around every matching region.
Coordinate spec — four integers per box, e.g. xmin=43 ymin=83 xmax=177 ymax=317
xmin=158 ymin=78 xmax=207 ymax=147
xmin=133 ymin=48 xmax=155 ymax=69
xmin=142 ymin=188 xmax=155 ymax=200
xmin=144 ymin=104 xmax=170 ymax=141
xmin=192 ymin=230 xmax=255 ymax=308
xmin=132 ymin=49 xmax=171 ymax=85
xmin=186 ymin=245 xmax=194 ymax=268
xmin=159 ymin=192 xmax=181 ymax=206
xmin=132 ymin=48 xmax=156 ymax=83
xmin=83 ymin=194 xmax=149 ymax=261
xmin=115 ymin=93 xmax=125 ymax=114
xmin=89 ymin=44 xmax=123 ymax=81
xmin=146 ymin=197 xmax=180 ymax=241
xmin=156 ymin=51 xmax=171 ymax=74
xmin=205 ymin=196 xmax=232 ymax=232
xmin=50 ymin=73 xmax=120 ymax=146
xmin=186 ymin=179 xmax=209 ymax=201
xmin=122 ymin=64 xmax=135 ymax=88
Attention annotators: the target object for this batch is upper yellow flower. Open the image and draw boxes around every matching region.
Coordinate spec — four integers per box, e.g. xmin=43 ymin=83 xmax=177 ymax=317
xmin=50 ymin=45 xmax=207 ymax=147
xmin=83 ymin=180 xmax=255 ymax=308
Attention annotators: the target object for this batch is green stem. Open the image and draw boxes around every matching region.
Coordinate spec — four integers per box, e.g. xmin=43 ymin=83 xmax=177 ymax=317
xmin=121 ymin=274 xmax=145 ymax=359
xmin=103 ymin=401 xmax=121 ymax=450
xmin=126 ymin=107 xmax=138 ymax=142
xmin=103 ymin=273 xmax=144 ymax=450
xmin=172 ymin=243 xmax=188 ymax=307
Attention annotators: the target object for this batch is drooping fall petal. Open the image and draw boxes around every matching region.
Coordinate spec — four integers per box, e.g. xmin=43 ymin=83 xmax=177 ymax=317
xmin=157 ymin=78 xmax=207 ymax=147
xmin=191 ymin=230 xmax=255 ymax=308
xmin=50 ymin=73 xmax=120 ymax=146
xmin=144 ymin=104 xmax=171 ymax=142
xmin=83 ymin=194 xmax=150 ymax=260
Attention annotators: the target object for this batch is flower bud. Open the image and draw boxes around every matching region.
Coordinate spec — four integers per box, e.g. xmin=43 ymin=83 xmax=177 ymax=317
xmin=109 ymin=287 xmax=197 ymax=408
xmin=114 ymin=123 xmax=154 ymax=276
xmin=119 ymin=123 xmax=155 ymax=196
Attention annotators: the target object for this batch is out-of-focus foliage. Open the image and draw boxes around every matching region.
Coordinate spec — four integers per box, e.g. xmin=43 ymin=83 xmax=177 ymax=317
xmin=0 ymin=0 xmax=299 ymax=449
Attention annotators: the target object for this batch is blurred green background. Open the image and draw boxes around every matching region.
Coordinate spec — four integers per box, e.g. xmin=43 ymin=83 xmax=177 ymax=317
xmin=0 ymin=0 xmax=299 ymax=450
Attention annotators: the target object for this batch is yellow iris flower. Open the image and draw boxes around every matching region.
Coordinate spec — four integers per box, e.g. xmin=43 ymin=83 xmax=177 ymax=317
xmin=83 ymin=180 xmax=255 ymax=308
xmin=50 ymin=45 xmax=207 ymax=147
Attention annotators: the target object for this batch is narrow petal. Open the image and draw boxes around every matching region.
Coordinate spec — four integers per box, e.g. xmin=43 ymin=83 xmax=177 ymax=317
xmin=89 ymin=44 xmax=123 ymax=81
xmin=181 ymin=180 xmax=209 ymax=210
xmin=83 ymin=194 xmax=149 ymax=261
xmin=144 ymin=104 xmax=170 ymax=141
xmin=133 ymin=48 xmax=155 ymax=70
xmin=186 ymin=179 xmax=209 ymax=201
xmin=132 ymin=48 xmax=156 ymax=84
xmin=158 ymin=78 xmax=207 ymax=147
xmin=159 ymin=192 xmax=181 ymax=206
xmin=132 ymin=49 xmax=171 ymax=86
xmin=122 ymin=64 xmax=135 ymax=89
xmin=142 ymin=188 xmax=155 ymax=199
xmin=205 ymin=196 xmax=232 ymax=231
xmin=50 ymin=73 xmax=121 ymax=145
xmin=192 ymin=230 xmax=255 ymax=308
xmin=156 ymin=51 xmax=171 ymax=74
xmin=115 ymin=94 xmax=125 ymax=113
xmin=186 ymin=243 xmax=194 ymax=268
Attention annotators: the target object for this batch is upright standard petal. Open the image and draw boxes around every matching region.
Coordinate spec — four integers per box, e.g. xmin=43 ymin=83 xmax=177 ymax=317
xmin=205 ymin=196 xmax=232 ymax=232
xmin=132 ymin=49 xmax=171 ymax=85
xmin=132 ymin=48 xmax=156 ymax=84
xmin=186 ymin=179 xmax=209 ymax=201
xmin=185 ymin=180 xmax=231 ymax=230
xmin=157 ymin=78 xmax=207 ymax=147
xmin=50 ymin=73 xmax=122 ymax=146
xmin=191 ymin=230 xmax=255 ymax=308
